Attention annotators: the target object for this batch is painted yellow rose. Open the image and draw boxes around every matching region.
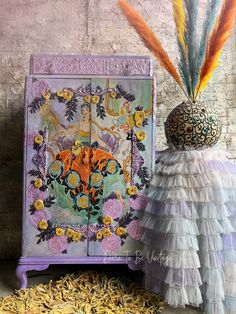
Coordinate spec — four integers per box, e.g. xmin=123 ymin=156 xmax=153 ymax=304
xmin=135 ymin=130 xmax=146 ymax=141
xmin=115 ymin=227 xmax=126 ymax=236
xmin=55 ymin=227 xmax=65 ymax=236
xmin=102 ymin=215 xmax=113 ymax=225
xmin=134 ymin=111 xmax=145 ymax=122
xmin=127 ymin=186 xmax=138 ymax=196
xmin=56 ymin=90 xmax=64 ymax=97
xmin=96 ymin=231 xmax=103 ymax=240
xmin=135 ymin=120 xmax=143 ymax=128
xmin=66 ymin=228 xmax=75 ymax=238
xmin=34 ymin=135 xmax=44 ymax=145
xmin=42 ymin=91 xmax=51 ymax=100
xmin=34 ymin=199 xmax=44 ymax=210
xmin=38 ymin=220 xmax=48 ymax=230
xmin=102 ymin=228 xmax=112 ymax=238
xmin=84 ymin=95 xmax=91 ymax=103
xmin=91 ymin=95 xmax=100 ymax=104
xmin=63 ymin=89 xmax=73 ymax=101
xmin=34 ymin=178 xmax=43 ymax=189
xmin=72 ymin=232 xmax=82 ymax=242
xmin=110 ymin=91 xmax=117 ymax=99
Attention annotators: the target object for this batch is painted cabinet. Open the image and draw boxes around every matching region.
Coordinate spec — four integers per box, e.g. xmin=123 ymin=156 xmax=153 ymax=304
xmin=16 ymin=55 xmax=155 ymax=288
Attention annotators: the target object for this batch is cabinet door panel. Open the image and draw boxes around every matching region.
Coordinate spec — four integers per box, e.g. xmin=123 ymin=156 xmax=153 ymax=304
xmin=87 ymin=78 xmax=154 ymax=256
xmin=23 ymin=77 xmax=91 ymax=256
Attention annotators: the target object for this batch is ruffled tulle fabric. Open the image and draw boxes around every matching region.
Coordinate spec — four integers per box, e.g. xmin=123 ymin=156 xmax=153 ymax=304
xmin=140 ymin=146 xmax=236 ymax=314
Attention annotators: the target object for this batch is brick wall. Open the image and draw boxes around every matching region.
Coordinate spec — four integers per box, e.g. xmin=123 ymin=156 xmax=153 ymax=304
xmin=0 ymin=0 xmax=235 ymax=257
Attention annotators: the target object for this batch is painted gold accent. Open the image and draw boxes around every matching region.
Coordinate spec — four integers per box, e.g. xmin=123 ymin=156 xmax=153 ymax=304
xmin=123 ymin=152 xmax=131 ymax=184
xmin=127 ymin=185 xmax=138 ymax=196
xmin=34 ymin=178 xmax=43 ymax=189
xmin=55 ymin=228 xmax=65 ymax=236
xmin=104 ymin=79 xmax=119 ymax=117
xmin=34 ymin=135 xmax=43 ymax=145
xmin=33 ymin=199 xmax=44 ymax=211
xmin=38 ymin=220 xmax=48 ymax=230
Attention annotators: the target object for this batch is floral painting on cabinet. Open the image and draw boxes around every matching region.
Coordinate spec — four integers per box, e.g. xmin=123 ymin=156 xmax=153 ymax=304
xmin=24 ymin=77 xmax=154 ymax=256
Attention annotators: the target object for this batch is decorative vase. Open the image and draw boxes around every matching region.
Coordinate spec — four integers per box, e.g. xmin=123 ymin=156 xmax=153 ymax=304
xmin=164 ymin=100 xmax=222 ymax=150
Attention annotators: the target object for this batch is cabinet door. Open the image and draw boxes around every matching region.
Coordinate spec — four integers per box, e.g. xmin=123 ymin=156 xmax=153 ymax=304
xmin=23 ymin=76 xmax=154 ymax=257
xmin=87 ymin=78 xmax=154 ymax=256
xmin=23 ymin=76 xmax=92 ymax=256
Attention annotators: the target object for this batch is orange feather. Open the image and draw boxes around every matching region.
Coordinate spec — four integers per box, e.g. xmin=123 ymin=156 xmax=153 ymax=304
xmin=196 ymin=0 xmax=236 ymax=96
xmin=118 ymin=0 xmax=183 ymax=88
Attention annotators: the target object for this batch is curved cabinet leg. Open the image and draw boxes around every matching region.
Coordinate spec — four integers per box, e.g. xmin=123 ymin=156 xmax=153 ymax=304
xmin=16 ymin=264 xmax=49 ymax=289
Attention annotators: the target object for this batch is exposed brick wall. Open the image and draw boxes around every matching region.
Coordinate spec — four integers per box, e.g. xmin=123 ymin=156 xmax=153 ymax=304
xmin=0 ymin=0 xmax=235 ymax=257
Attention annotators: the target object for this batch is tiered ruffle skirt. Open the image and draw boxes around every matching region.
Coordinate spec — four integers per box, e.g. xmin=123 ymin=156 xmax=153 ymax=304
xmin=140 ymin=147 xmax=236 ymax=314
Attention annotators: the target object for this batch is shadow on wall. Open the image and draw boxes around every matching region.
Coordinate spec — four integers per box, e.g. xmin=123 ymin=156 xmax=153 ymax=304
xmin=0 ymin=106 xmax=24 ymax=258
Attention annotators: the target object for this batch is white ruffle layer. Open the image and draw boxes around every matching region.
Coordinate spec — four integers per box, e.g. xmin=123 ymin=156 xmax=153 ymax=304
xmin=199 ymin=235 xmax=223 ymax=251
xmin=150 ymin=172 xmax=236 ymax=190
xmin=142 ymin=213 xmax=233 ymax=236
xmin=165 ymin=285 xmax=203 ymax=307
xmin=141 ymin=216 xmax=199 ymax=235
xmin=148 ymin=186 xmax=236 ymax=203
xmin=224 ymin=297 xmax=236 ymax=314
xmin=141 ymin=229 xmax=199 ymax=251
xmin=202 ymin=283 xmax=225 ymax=301
xmin=204 ymin=301 xmax=225 ymax=314
xmin=155 ymin=147 xmax=227 ymax=164
xmin=199 ymin=250 xmax=224 ymax=268
xmin=143 ymin=200 xmax=234 ymax=220
xmin=224 ymin=281 xmax=236 ymax=298
xmin=155 ymin=160 xmax=232 ymax=176
xmin=224 ymin=264 xmax=236 ymax=281
xmin=201 ymin=267 xmax=225 ymax=285
xmin=223 ymin=250 xmax=236 ymax=263
xmin=143 ymin=274 xmax=203 ymax=307
xmin=143 ymin=263 xmax=202 ymax=286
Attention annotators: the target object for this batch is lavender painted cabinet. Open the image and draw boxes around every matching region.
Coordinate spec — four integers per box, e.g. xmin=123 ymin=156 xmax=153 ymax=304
xmin=16 ymin=55 xmax=155 ymax=288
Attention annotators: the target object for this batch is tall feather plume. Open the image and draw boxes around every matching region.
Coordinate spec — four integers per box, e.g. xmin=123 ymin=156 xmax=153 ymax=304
xmin=172 ymin=0 xmax=191 ymax=99
xmin=192 ymin=0 xmax=221 ymax=98
xmin=196 ymin=0 xmax=236 ymax=96
xmin=118 ymin=0 xmax=183 ymax=89
xmin=173 ymin=0 xmax=187 ymax=54
xmin=184 ymin=0 xmax=199 ymax=100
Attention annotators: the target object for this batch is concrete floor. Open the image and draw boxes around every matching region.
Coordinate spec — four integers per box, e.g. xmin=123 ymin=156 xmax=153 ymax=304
xmin=0 ymin=259 xmax=202 ymax=313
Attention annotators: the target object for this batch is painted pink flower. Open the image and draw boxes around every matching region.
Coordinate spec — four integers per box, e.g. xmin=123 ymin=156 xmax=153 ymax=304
xmin=101 ymin=234 xmax=121 ymax=252
xmin=29 ymin=210 xmax=50 ymax=227
xmin=127 ymin=220 xmax=142 ymax=240
xmin=27 ymin=184 xmax=47 ymax=201
xmin=102 ymin=199 xmax=123 ymax=219
xmin=32 ymin=80 xmax=49 ymax=98
xmin=129 ymin=193 xmax=148 ymax=210
xmin=48 ymin=236 xmax=68 ymax=254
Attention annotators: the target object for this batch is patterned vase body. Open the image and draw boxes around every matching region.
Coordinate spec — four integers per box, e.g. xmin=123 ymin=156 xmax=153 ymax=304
xmin=164 ymin=101 xmax=222 ymax=150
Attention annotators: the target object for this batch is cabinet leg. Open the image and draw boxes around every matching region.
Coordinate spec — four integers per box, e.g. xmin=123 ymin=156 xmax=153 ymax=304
xmin=16 ymin=264 xmax=49 ymax=289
